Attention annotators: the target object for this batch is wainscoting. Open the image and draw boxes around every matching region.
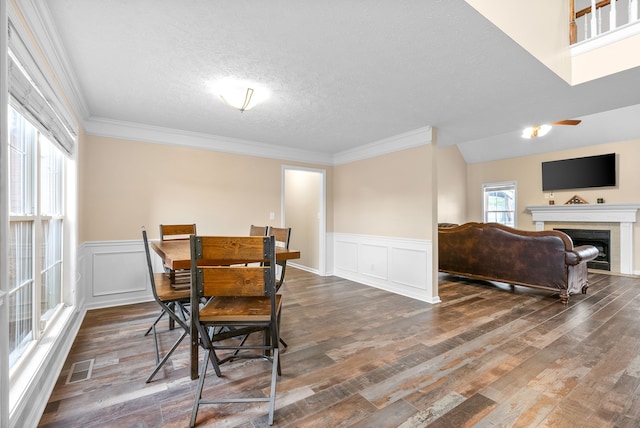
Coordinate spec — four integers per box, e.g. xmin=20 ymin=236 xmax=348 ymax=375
xmin=79 ymin=240 xmax=158 ymax=309
xmin=332 ymin=233 xmax=437 ymax=304
xmin=79 ymin=234 xmax=438 ymax=309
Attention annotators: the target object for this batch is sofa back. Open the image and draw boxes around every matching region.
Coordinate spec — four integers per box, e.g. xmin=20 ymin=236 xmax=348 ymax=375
xmin=438 ymin=222 xmax=573 ymax=290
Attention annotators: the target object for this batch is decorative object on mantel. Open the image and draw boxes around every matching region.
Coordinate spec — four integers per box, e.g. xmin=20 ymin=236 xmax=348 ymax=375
xmin=565 ymin=195 xmax=588 ymax=205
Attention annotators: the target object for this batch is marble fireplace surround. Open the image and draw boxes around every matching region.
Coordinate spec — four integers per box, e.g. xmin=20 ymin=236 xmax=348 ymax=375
xmin=526 ymin=203 xmax=640 ymax=275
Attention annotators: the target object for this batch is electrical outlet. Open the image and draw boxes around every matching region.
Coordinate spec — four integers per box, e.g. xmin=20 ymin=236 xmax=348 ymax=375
xmin=269 ymin=212 xmax=275 ymax=220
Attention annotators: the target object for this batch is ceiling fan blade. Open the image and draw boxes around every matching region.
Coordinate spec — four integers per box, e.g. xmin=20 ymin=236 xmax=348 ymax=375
xmin=551 ymin=119 xmax=582 ymax=126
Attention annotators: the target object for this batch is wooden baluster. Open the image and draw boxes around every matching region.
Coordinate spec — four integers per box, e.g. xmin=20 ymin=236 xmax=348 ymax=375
xmin=570 ymin=0 xmax=577 ymax=44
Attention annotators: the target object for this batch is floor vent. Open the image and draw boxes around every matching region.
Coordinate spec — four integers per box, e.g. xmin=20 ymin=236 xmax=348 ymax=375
xmin=65 ymin=359 xmax=94 ymax=384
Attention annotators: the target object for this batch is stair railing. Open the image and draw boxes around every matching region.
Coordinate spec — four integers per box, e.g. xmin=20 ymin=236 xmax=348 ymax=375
xmin=570 ymin=0 xmax=639 ymax=44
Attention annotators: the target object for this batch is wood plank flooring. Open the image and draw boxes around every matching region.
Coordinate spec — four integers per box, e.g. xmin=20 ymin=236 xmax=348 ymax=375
xmin=38 ymin=269 xmax=640 ymax=427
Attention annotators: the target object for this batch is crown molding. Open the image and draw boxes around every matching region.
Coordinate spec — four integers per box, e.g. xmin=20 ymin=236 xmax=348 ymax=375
xmin=84 ymin=117 xmax=336 ymax=165
xmin=332 ymin=126 xmax=434 ymax=165
xmin=85 ymin=118 xmax=434 ymax=166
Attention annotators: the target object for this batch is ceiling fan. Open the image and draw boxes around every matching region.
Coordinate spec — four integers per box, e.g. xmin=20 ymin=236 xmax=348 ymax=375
xmin=522 ymin=119 xmax=582 ymax=139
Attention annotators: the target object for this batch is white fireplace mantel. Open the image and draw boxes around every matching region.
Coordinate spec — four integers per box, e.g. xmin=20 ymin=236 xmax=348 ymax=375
xmin=525 ymin=203 xmax=640 ymax=274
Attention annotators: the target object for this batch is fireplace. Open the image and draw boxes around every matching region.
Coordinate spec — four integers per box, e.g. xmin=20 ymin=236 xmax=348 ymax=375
xmin=526 ymin=203 xmax=640 ymax=274
xmin=555 ymin=228 xmax=611 ymax=271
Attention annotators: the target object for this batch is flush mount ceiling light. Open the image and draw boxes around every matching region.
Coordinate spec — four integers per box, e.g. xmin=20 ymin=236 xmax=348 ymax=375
xmin=522 ymin=124 xmax=552 ymax=139
xmin=212 ymin=79 xmax=270 ymax=112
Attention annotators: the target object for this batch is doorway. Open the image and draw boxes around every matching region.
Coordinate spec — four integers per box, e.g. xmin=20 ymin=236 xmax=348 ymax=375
xmin=282 ymin=166 xmax=326 ymax=275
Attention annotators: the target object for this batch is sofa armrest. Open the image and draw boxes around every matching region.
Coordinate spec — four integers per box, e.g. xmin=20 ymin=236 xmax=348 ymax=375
xmin=565 ymin=245 xmax=599 ymax=265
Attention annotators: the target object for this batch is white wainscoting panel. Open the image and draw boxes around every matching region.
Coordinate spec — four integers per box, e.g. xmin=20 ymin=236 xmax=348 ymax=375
xmin=332 ymin=233 xmax=437 ymax=303
xmin=80 ymin=240 xmax=159 ymax=309
xmin=334 ymin=240 xmax=359 ymax=273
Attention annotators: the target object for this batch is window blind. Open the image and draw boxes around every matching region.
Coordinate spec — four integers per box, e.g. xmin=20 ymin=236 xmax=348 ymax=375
xmin=8 ymin=22 xmax=76 ymax=157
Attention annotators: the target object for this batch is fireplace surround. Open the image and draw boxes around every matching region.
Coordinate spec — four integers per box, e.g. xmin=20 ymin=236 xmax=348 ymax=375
xmin=526 ymin=203 xmax=640 ymax=275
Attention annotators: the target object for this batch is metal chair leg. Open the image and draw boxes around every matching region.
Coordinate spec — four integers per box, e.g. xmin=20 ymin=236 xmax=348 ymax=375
xmin=190 ymin=349 xmax=211 ymax=427
xmin=146 ymin=329 xmax=188 ymax=383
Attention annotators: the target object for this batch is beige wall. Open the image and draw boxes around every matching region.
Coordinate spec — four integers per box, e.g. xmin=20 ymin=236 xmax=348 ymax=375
xmin=466 ymin=139 xmax=640 ymax=271
xmin=466 ymin=0 xmax=572 ymax=83
xmin=284 ymin=169 xmax=321 ymax=269
xmin=79 ymin=135 xmax=332 ymax=242
xmin=333 ymin=145 xmax=433 ymax=240
xmin=437 ymin=144 xmax=467 ymax=225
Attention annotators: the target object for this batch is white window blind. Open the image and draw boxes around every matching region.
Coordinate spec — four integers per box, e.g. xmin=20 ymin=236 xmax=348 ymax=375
xmin=8 ymin=22 xmax=76 ymax=157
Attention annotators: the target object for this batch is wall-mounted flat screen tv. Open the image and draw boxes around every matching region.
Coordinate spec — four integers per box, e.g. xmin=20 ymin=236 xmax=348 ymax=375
xmin=541 ymin=153 xmax=616 ymax=191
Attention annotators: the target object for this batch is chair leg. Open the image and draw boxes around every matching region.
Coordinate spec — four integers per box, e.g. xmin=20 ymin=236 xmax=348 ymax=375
xmin=144 ymin=309 xmax=167 ymax=337
xmin=277 ymin=306 xmax=287 ymax=349
xmin=199 ymin=326 xmax=222 ymax=377
xmin=151 ymin=324 xmax=160 ymax=365
xmin=190 ymin=349 xmax=211 ymax=427
xmin=267 ymin=348 xmax=279 ymax=426
xmin=146 ymin=329 xmax=188 ymax=383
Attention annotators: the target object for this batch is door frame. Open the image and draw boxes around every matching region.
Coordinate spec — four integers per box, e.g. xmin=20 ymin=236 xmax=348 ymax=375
xmin=281 ymin=165 xmax=326 ymax=276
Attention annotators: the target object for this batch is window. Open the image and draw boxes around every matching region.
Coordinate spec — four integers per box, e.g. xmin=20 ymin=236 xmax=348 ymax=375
xmin=8 ymin=106 xmax=65 ymax=370
xmin=483 ymin=182 xmax=516 ymax=227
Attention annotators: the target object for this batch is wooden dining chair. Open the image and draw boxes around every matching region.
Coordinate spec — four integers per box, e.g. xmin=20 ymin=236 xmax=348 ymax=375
xmin=159 ymin=223 xmax=196 ymax=285
xmin=249 ymin=224 xmax=268 ymax=236
xmin=267 ymin=226 xmax=291 ymax=290
xmin=189 ymin=235 xmax=281 ymax=426
xmin=159 ymin=223 xmax=197 ymax=241
xmin=266 ymin=226 xmax=291 ymax=348
xmin=142 ymin=227 xmax=190 ymax=383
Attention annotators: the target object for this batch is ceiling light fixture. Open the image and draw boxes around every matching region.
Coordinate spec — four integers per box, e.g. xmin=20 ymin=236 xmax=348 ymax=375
xmin=221 ymin=87 xmax=255 ymax=112
xmin=522 ymin=124 xmax=551 ymax=139
xmin=214 ymin=79 xmax=270 ymax=112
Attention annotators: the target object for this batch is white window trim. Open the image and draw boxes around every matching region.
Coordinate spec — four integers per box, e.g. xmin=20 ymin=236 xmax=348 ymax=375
xmin=3 ymin=8 xmax=80 ymax=427
xmin=482 ymin=181 xmax=517 ymax=228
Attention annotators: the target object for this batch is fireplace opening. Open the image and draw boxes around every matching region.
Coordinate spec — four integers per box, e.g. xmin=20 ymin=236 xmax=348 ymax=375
xmin=555 ymin=228 xmax=611 ymax=271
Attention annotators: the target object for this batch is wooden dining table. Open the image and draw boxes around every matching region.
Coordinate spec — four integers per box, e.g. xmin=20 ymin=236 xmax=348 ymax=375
xmin=150 ymin=238 xmax=300 ymax=379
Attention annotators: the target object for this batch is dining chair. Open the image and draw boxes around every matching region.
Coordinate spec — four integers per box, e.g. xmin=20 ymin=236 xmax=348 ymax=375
xmin=265 ymin=226 xmax=291 ymax=349
xmin=159 ymin=223 xmax=196 ymax=286
xmin=249 ymin=224 xmax=268 ymax=236
xmin=160 ymin=223 xmax=197 ymax=241
xmin=189 ymin=235 xmax=281 ymax=426
xmin=267 ymin=226 xmax=291 ymax=290
xmin=142 ymin=227 xmax=190 ymax=383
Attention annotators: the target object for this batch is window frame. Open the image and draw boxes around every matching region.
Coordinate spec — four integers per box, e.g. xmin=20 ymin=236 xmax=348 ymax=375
xmin=8 ymin=106 xmax=66 ymax=374
xmin=482 ymin=181 xmax=517 ymax=228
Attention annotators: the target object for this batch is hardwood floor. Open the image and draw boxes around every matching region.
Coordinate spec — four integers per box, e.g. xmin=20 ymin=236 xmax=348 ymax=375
xmin=39 ymin=269 xmax=640 ymax=427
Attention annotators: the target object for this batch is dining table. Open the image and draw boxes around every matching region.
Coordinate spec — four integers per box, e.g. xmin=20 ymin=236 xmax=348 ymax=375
xmin=150 ymin=238 xmax=301 ymax=380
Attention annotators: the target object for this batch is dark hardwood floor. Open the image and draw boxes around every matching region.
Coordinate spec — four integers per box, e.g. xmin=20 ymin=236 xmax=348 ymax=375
xmin=39 ymin=269 xmax=640 ymax=427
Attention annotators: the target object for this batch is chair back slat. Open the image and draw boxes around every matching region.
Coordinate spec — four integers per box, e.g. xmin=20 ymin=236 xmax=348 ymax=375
xmin=197 ymin=266 xmax=269 ymax=297
xmin=193 ymin=236 xmax=271 ymax=266
xmin=160 ymin=223 xmax=196 ymax=241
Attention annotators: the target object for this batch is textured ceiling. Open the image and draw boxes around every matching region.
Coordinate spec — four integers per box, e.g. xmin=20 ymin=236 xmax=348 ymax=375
xmin=39 ymin=0 xmax=640 ymax=163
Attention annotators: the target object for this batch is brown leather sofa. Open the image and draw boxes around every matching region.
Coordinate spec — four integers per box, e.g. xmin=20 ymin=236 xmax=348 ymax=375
xmin=438 ymin=222 xmax=599 ymax=304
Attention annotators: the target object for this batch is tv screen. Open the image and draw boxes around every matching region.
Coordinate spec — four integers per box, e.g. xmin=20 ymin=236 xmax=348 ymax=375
xmin=542 ymin=153 xmax=616 ymax=191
